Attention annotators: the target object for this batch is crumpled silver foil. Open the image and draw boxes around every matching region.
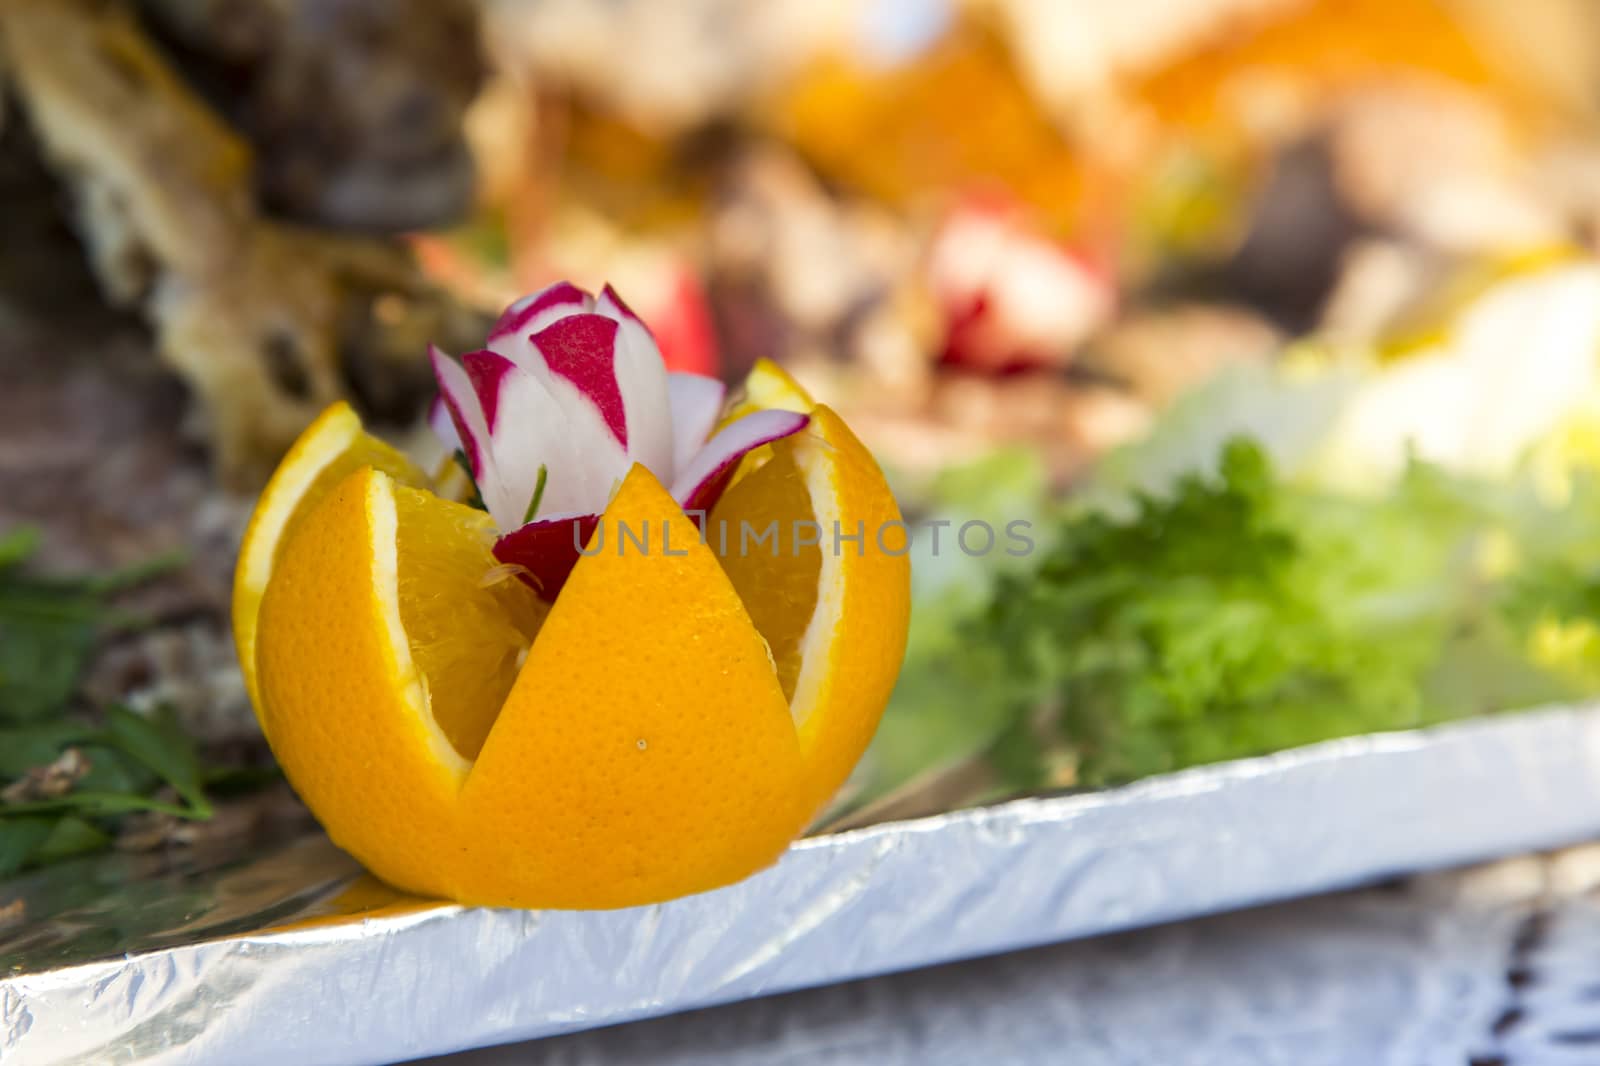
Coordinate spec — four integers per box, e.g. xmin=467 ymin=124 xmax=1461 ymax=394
xmin=6 ymin=703 xmax=1600 ymax=1066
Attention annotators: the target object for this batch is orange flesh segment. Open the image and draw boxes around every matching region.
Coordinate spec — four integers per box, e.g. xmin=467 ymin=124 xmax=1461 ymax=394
xmin=393 ymin=485 xmax=548 ymax=761
xmin=709 ymin=445 xmax=821 ymax=703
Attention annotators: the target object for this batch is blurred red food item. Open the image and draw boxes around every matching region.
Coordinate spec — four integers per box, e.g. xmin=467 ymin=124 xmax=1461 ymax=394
xmin=534 ymin=253 xmax=722 ymax=378
xmin=928 ymin=197 xmax=1115 ymax=373
xmin=641 ymin=261 xmax=721 ymax=377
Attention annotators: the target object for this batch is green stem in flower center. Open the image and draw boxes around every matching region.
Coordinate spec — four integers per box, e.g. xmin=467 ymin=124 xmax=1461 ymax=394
xmin=454 ymin=449 xmax=488 ymax=513
xmin=522 ymin=465 xmax=549 ymax=526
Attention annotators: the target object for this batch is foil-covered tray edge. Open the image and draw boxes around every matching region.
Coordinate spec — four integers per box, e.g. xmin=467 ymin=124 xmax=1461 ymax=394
xmin=7 ymin=703 xmax=1600 ymax=1065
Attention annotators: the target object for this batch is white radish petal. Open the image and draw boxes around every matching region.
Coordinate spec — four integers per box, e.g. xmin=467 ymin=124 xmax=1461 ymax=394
xmin=430 ymin=346 xmax=493 ymax=480
xmin=666 ymin=373 xmax=726 ymax=476
xmin=671 ymin=410 xmax=810 ymax=515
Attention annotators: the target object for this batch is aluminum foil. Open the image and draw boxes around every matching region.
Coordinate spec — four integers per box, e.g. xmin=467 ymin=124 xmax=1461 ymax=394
xmin=6 ymin=703 xmax=1600 ymax=1066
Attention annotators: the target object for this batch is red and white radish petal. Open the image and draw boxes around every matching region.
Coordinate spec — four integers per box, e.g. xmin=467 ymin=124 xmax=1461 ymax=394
xmin=671 ymin=410 xmax=810 ymax=515
xmin=460 ymin=348 xmax=518 ymax=430
xmin=529 ymin=314 xmax=630 ymax=446
xmin=520 ymin=315 xmax=635 ymax=500
xmin=461 ymin=351 xmax=593 ymax=527
xmin=610 ymin=316 xmax=675 ymax=482
xmin=598 ymin=286 xmax=677 ymax=478
xmin=430 ymin=346 xmax=493 ymax=479
xmin=596 ymin=283 xmax=648 ymax=329
xmin=491 ymin=511 xmax=602 ymax=602
xmin=516 ymin=372 xmax=631 ymax=516
xmin=487 ymin=280 xmax=592 ymax=346
xmin=666 ymin=373 xmax=726 ymax=475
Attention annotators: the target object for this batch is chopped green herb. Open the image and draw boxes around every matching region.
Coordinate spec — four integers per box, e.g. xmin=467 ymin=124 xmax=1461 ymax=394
xmin=0 ymin=817 xmax=54 ymax=878
xmin=0 ymin=535 xmax=230 ymax=876
xmin=32 ymin=815 xmax=111 ymax=865
xmin=0 ymin=527 xmax=40 ymax=569
xmin=870 ymin=435 xmax=1600 ymax=801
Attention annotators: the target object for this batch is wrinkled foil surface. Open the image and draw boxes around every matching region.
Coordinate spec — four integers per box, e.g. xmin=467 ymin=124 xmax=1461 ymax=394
xmin=6 ymin=704 xmax=1600 ymax=1065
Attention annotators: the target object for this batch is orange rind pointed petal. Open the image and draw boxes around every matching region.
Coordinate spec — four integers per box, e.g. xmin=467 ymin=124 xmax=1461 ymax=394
xmin=255 ymin=466 xmax=466 ymax=899
xmin=461 ymin=464 xmax=808 ymax=907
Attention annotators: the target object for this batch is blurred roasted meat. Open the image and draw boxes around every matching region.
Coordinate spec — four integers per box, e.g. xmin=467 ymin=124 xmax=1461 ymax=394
xmin=136 ymin=0 xmax=483 ymax=231
xmin=0 ymin=0 xmax=486 ymax=484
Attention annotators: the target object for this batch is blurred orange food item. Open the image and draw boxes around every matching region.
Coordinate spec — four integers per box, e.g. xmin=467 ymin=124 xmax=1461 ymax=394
xmin=1130 ymin=0 xmax=1524 ymax=136
xmin=768 ymin=21 xmax=1097 ymax=236
xmin=766 ymin=0 xmax=1548 ymax=243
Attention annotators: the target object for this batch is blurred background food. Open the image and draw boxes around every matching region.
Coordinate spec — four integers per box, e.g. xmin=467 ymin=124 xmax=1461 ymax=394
xmin=8 ymin=0 xmax=1600 ymax=867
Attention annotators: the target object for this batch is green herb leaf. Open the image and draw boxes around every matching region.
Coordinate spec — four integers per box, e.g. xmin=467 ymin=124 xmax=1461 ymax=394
xmin=0 ymin=721 xmax=96 ymax=780
xmin=0 ymin=544 xmax=258 ymax=876
xmin=33 ymin=815 xmax=111 ymax=864
xmin=0 ymin=816 xmax=54 ymax=877
xmin=0 ymin=591 xmax=100 ymax=723
xmin=102 ymin=705 xmax=211 ymax=816
xmin=0 ymin=527 xmax=40 ymax=569
xmin=1 ymin=790 xmax=199 ymax=819
xmin=201 ymin=763 xmax=283 ymax=796
xmin=84 ymin=550 xmax=186 ymax=596
xmin=0 ymin=537 xmax=177 ymax=724
xmin=74 ymin=743 xmax=161 ymax=797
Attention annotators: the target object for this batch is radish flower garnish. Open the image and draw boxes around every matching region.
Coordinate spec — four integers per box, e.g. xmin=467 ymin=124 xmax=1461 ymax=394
xmin=431 ymin=281 xmax=808 ymax=597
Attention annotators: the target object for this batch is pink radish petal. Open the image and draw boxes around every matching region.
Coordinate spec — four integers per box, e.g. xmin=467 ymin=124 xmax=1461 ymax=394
xmin=666 ymin=373 xmax=726 ymax=473
xmin=489 ymin=281 xmax=591 ymax=343
xmin=430 ymin=346 xmax=490 ymax=477
xmin=531 ymin=314 xmax=629 ymax=448
xmin=492 ymin=512 xmax=602 ymax=601
xmin=460 ymin=350 xmax=518 ymax=431
xmin=671 ymin=409 xmax=809 ymax=516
